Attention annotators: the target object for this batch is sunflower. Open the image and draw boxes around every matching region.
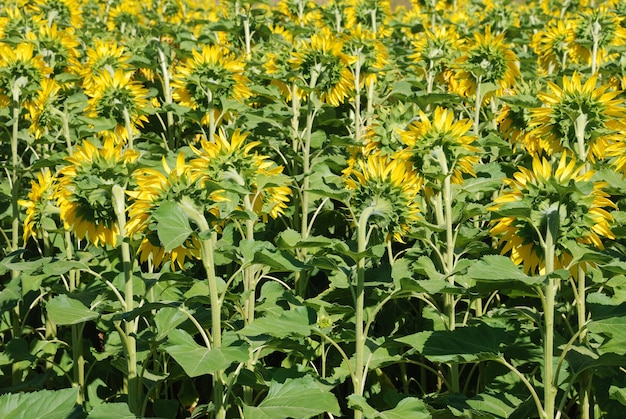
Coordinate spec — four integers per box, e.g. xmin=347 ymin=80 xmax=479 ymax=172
xmin=27 ymin=0 xmax=83 ymax=30
xmin=570 ymin=6 xmax=626 ymax=72
xmin=530 ymin=19 xmax=575 ymax=75
xmin=399 ymin=107 xmax=480 ymax=184
xmin=107 ymin=0 xmax=145 ymax=35
xmin=24 ymin=78 xmax=62 ymax=140
xmin=70 ymin=40 xmax=132 ymax=91
xmin=343 ymin=151 xmax=422 ymax=243
xmin=19 ymin=168 xmax=57 ymax=242
xmin=408 ymin=25 xmax=464 ymax=90
xmin=0 ymin=5 xmax=44 ymax=40
xmin=529 ymin=72 xmax=626 ymax=161
xmin=489 ymin=152 xmax=616 ymax=275
xmin=127 ymin=153 xmax=215 ymax=270
xmin=25 ymin=23 xmax=80 ymax=76
xmin=496 ymin=80 xmax=543 ymax=154
xmin=343 ymin=24 xmax=389 ymax=87
xmin=0 ymin=42 xmax=52 ymax=106
xmin=171 ymin=44 xmax=251 ymax=125
xmin=84 ymin=69 xmax=151 ymax=144
xmin=449 ymin=26 xmax=520 ymax=100
xmin=343 ymin=0 xmax=392 ymax=37
xmin=54 ymin=140 xmax=140 ymax=247
xmin=274 ymin=0 xmax=322 ymax=27
xmin=289 ymin=27 xmax=356 ymax=106
xmin=189 ymin=129 xmax=291 ymax=220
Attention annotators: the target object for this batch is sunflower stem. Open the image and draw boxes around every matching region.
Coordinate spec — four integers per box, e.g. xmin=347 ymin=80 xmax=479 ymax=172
xmin=10 ymin=83 xmax=23 ymax=386
xmin=157 ymin=46 xmax=174 ymax=150
xmin=354 ymin=205 xmax=377 ymax=419
xmin=543 ymin=208 xmax=559 ymax=419
xmin=112 ymin=184 xmax=140 ymax=415
xmin=473 ymin=75 xmax=483 ymax=137
xmin=295 ymin=69 xmax=319 ymax=297
xmin=181 ymin=200 xmax=226 ymax=418
xmin=123 ymin=106 xmax=134 ymax=150
xmin=242 ymin=198 xmax=256 ymax=405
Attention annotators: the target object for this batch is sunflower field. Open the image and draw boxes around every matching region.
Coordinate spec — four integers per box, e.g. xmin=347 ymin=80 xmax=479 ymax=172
xmin=3 ymin=0 xmax=626 ymax=418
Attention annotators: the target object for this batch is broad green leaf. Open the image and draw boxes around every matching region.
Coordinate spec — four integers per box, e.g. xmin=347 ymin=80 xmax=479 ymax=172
xmin=165 ymin=329 xmax=249 ymax=377
xmin=154 ymin=306 xmax=189 ymax=341
xmin=0 ymin=274 xmax=20 ymax=312
xmin=468 ymin=255 xmax=544 ymax=285
xmin=42 ymin=259 xmax=90 ymax=276
xmin=609 ymin=385 xmax=626 ymax=407
xmin=565 ymin=345 xmax=626 ymax=375
xmin=243 ymin=375 xmax=341 ymax=418
xmin=240 ymin=306 xmax=315 ymax=338
xmin=348 ymin=395 xmax=431 ymax=419
xmin=396 ymin=323 xmax=510 ymax=363
xmin=47 ymin=295 xmax=99 ymax=325
xmin=0 ymin=388 xmax=79 ymax=419
xmin=153 ymin=201 xmax=193 ymax=253
xmin=88 ymin=403 xmax=136 ymax=419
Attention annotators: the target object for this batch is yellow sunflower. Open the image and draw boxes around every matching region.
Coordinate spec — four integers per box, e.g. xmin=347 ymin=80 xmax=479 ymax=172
xmin=24 ymin=78 xmax=62 ymax=140
xmin=408 ymin=25 xmax=464 ymax=91
xmin=343 ymin=151 xmax=422 ymax=243
xmin=107 ymin=0 xmax=145 ymax=35
xmin=289 ymin=27 xmax=356 ymax=107
xmin=84 ymin=69 xmax=151 ymax=144
xmin=570 ymin=6 xmax=626 ymax=72
xmin=171 ymin=44 xmax=251 ymax=124
xmin=54 ymin=140 xmax=140 ymax=247
xmin=343 ymin=0 xmax=392 ymax=37
xmin=28 ymin=0 xmax=83 ymax=29
xmin=70 ymin=40 xmax=131 ymax=91
xmin=449 ymin=26 xmax=520 ymax=100
xmin=0 ymin=5 xmax=44 ymax=39
xmin=530 ymin=19 xmax=575 ymax=75
xmin=189 ymin=129 xmax=291 ymax=220
xmin=489 ymin=152 xmax=616 ymax=275
xmin=343 ymin=24 xmax=389 ymax=87
xmin=127 ymin=153 xmax=214 ymax=270
xmin=0 ymin=42 xmax=52 ymax=106
xmin=529 ymin=72 xmax=626 ymax=161
xmin=25 ymin=23 xmax=80 ymax=76
xmin=275 ymin=0 xmax=322 ymax=27
xmin=19 ymin=168 xmax=57 ymax=242
xmin=399 ymin=107 xmax=480 ymax=184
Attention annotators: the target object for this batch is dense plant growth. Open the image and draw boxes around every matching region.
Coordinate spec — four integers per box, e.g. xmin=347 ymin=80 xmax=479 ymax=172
xmin=2 ymin=0 xmax=626 ymax=418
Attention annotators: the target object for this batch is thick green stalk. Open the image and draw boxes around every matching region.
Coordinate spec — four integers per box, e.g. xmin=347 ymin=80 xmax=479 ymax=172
xmin=434 ymin=147 xmax=459 ymax=393
xmin=543 ymin=210 xmax=558 ymax=419
xmin=354 ymin=206 xmax=376 ymax=419
xmin=295 ymin=70 xmax=319 ymax=297
xmin=574 ymin=111 xmax=591 ymax=419
xmin=157 ymin=46 xmax=174 ymax=150
xmin=112 ymin=185 xmax=139 ymax=415
xmin=473 ymin=76 xmax=483 ymax=137
xmin=10 ymin=87 xmax=22 ymax=386
xmin=180 ymin=199 xmax=225 ymax=418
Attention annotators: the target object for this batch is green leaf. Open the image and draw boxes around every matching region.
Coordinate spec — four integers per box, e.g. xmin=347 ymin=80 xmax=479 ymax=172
xmin=47 ymin=295 xmax=99 ymax=325
xmin=240 ymin=306 xmax=315 ymax=338
xmin=153 ymin=201 xmax=193 ymax=253
xmin=396 ymin=323 xmax=511 ymax=363
xmin=88 ymin=403 xmax=136 ymax=419
xmin=348 ymin=395 xmax=431 ymax=419
xmin=243 ymin=375 xmax=341 ymax=418
xmin=165 ymin=329 xmax=249 ymax=377
xmin=468 ymin=255 xmax=544 ymax=285
xmin=609 ymin=385 xmax=626 ymax=407
xmin=0 ymin=388 xmax=79 ymax=419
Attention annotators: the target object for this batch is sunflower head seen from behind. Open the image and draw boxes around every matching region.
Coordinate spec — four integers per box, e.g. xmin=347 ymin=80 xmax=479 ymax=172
xmin=343 ymin=151 xmax=422 ymax=243
xmin=489 ymin=152 xmax=616 ymax=275
xmin=530 ymin=72 xmax=626 ymax=161
xmin=54 ymin=139 xmax=139 ymax=247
